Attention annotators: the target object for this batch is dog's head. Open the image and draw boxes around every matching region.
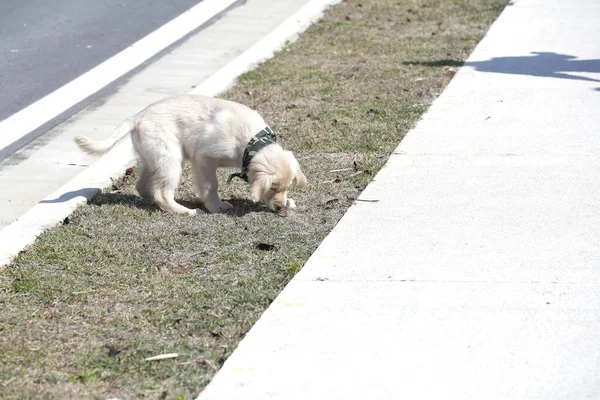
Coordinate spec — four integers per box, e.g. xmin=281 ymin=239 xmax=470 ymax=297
xmin=247 ymin=145 xmax=307 ymax=211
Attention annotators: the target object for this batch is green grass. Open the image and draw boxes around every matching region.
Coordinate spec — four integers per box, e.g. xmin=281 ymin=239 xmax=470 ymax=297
xmin=0 ymin=0 xmax=506 ymax=398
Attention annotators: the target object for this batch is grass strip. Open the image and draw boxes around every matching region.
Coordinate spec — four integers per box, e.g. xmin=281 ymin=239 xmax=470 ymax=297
xmin=0 ymin=0 xmax=505 ymax=398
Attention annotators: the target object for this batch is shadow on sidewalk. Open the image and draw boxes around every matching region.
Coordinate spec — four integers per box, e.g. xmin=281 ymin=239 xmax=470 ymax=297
xmin=404 ymin=52 xmax=600 ymax=84
xmin=39 ymin=188 xmax=100 ymax=204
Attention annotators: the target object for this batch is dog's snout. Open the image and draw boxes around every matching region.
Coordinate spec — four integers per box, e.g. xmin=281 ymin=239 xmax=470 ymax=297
xmin=274 ymin=205 xmax=283 ymax=212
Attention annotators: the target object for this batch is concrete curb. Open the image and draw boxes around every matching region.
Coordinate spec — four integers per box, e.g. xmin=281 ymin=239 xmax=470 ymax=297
xmin=0 ymin=0 xmax=342 ymax=268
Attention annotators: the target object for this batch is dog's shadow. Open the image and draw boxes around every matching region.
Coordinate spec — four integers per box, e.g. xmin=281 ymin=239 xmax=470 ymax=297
xmin=91 ymin=192 xmax=271 ymax=217
xmin=41 ymin=187 xmax=272 ymax=217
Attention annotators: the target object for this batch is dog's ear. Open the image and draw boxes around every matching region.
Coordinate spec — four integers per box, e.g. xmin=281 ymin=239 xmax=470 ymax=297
xmin=293 ymin=167 xmax=307 ymax=188
xmin=250 ymin=173 xmax=273 ymax=201
xmin=289 ymin=155 xmax=307 ymax=188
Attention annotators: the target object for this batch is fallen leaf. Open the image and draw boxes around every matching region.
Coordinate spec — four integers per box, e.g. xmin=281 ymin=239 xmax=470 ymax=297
xmin=107 ymin=346 xmax=121 ymax=357
xmin=255 ymin=243 xmax=276 ymax=251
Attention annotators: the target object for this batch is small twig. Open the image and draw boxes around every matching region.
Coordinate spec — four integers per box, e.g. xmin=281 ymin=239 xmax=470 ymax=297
xmin=355 ymin=199 xmax=380 ymax=203
xmin=204 ymin=359 xmax=218 ymax=372
xmin=177 ymin=358 xmax=203 ymax=366
xmin=1 ymin=377 xmax=16 ymax=387
xmin=329 ymin=167 xmax=353 ymax=173
xmin=145 ymin=353 xmax=179 ymax=361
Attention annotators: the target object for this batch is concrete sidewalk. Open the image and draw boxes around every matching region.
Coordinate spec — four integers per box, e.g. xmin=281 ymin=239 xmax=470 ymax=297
xmin=198 ymin=0 xmax=600 ymax=399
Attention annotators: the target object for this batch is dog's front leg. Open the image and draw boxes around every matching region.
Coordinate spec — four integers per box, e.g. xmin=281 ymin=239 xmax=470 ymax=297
xmin=192 ymin=161 xmax=233 ymax=213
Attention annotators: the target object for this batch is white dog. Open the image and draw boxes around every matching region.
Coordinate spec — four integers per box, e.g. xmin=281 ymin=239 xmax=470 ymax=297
xmin=74 ymin=95 xmax=306 ymax=215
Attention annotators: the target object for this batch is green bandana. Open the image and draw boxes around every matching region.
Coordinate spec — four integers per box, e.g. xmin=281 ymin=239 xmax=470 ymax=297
xmin=227 ymin=126 xmax=277 ymax=183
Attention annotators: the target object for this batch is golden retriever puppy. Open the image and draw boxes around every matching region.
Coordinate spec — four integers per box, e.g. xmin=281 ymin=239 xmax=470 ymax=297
xmin=74 ymin=95 xmax=306 ymax=215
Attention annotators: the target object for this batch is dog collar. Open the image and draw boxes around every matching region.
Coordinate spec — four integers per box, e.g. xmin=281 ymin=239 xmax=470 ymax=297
xmin=228 ymin=126 xmax=277 ymax=183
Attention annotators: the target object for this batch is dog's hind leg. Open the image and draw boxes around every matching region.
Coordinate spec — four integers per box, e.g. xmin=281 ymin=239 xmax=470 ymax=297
xmin=154 ymin=188 xmax=200 ymax=215
xmin=135 ymin=165 xmax=155 ymax=203
xmin=191 ymin=159 xmax=233 ymax=213
xmin=142 ymin=151 xmax=201 ymax=216
xmin=154 ymin=167 xmax=201 ymax=216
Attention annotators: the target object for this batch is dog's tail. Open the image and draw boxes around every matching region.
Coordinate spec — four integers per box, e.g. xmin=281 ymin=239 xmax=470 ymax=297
xmin=74 ymin=118 xmax=136 ymax=156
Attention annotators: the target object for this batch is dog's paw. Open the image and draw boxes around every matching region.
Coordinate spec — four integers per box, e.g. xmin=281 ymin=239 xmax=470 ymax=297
xmin=286 ymin=198 xmax=297 ymax=209
xmin=186 ymin=208 xmax=204 ymax=216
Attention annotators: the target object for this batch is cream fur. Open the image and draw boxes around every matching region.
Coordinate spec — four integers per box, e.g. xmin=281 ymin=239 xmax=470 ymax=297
xmin=74 ymin=95 xmax=306 ymax=214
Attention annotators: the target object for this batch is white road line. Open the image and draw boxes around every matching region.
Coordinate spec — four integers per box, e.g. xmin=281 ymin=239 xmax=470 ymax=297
xmin=0 ymin=0 xmax=240 ymax=156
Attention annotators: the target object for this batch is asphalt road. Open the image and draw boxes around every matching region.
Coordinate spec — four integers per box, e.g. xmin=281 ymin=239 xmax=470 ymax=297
xmin=0 ymin=0 xmax=203 ymax=122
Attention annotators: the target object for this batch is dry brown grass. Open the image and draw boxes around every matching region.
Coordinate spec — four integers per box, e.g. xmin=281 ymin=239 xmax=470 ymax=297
xmin=0 ymin=0 xmax=505 ymax=398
